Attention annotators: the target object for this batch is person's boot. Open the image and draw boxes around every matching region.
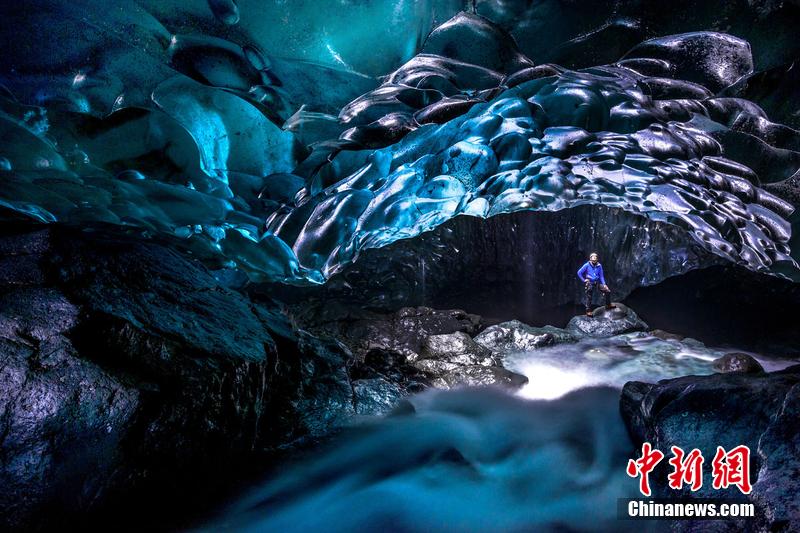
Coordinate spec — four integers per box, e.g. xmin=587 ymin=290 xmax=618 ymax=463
xmin=585 ymin=309 xmax=593 ymax=317
xmin=605 ymin=304 xmax=615 ymax=310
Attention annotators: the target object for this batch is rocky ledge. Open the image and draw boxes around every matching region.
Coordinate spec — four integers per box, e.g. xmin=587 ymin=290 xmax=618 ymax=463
xmin=0 ymin=226 xmax=291 ymax=529
xmin=312 ymin=300 xmax=652 ymax=416
xmin=309 ymin=305 xmax=532 ymax=416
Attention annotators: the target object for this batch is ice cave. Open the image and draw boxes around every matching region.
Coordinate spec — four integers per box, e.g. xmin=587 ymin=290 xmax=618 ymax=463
xmin=2 ymin=1 xmax=800 ymax=531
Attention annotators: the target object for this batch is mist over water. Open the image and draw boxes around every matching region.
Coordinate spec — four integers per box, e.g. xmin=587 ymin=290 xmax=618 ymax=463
xmin=207 ymin=387 xmax=647 ymax=532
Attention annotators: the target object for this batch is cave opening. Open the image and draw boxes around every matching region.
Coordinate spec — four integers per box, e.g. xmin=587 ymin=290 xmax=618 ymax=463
xmin=271 ymin=205 xmax=799 ymax=356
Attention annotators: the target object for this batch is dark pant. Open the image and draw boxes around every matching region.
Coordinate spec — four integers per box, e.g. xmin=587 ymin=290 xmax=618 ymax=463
xmin=584 ymin=280 xmax=611 ymax=310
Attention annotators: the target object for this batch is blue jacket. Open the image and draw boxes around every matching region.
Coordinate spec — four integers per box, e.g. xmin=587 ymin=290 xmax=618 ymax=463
xmin=577 ymin=261 xmax=606 ymax=285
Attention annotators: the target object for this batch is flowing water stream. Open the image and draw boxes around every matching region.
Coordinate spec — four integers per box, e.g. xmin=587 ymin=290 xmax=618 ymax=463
xmin=505 ymin=333 xmax=794 ymax=401
xmin=205 ymin=335 xmax=796 ymax=532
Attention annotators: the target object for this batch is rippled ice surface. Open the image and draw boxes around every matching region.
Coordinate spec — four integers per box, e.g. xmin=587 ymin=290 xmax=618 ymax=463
xmin=2 ymin=9 xmax=798 ymax=284
xmin=505 ymin=332 xmax=795 ymax=400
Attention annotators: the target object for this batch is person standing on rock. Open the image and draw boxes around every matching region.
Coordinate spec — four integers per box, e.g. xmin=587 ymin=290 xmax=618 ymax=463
xmin=577 ymin=252 xmax=613 ymax=317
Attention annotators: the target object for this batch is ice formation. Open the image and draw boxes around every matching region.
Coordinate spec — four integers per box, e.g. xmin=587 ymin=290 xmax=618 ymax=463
xmin=1 ymin=7 xmax=798 ymax=284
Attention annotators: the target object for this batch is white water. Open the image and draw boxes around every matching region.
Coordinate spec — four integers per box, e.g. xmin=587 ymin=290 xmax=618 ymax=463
xmin=504 ymin=332 xmax=795 ymax=400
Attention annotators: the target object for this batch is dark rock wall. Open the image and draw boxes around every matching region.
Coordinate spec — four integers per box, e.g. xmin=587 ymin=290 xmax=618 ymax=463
xmin=1 ymin=224 xmax=526 ymax=530
xmin=0 ymin=226 xmax=349 ymax=529
xmin=0 ymin=287 xmax=139 ymax=527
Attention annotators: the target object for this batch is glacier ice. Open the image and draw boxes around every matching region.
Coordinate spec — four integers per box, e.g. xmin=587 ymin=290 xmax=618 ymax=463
xmin=473 ymin=0 xmax=800 ymax=72
xmin=0 ymin=8 xmax=798 ymax=285
xmin=138 ymin=0 xmax=464 ymax=76
xmin=271 ymin=69 xmax=795 ymax=279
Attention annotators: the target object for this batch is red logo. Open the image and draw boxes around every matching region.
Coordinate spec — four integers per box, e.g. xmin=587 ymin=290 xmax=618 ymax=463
xmin=627 ymin=442 xmax=664 ymax=497
xmin=667 ymin=446 xmax=704 ymax=491
xmin=711 ymin=445 xmax=753 ymax=494
xmin=627 ymin=443 xmax=752 ymax=496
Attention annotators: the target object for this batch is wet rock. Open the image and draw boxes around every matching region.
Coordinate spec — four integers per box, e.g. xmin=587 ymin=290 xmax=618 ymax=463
xmin=348 ymin=349 xmax=432 ymax=413
xmin=303 ymin=304 xmax=527 ymax=395
xmin=350 ymin=349 xmax=428 ymax=385
xmin=0 ymin=226 xmax=351 ymax=529
xmin=352 ymin=378 xmax=404 ymax=417
xmin=439 ymin=365 xmax=529 ymax=389
xmin=0 ymin=287 xmax=139 ymax=529
xmin=420 ymin=332 xmax=494 ymax=364
xmin=712 ymin=352 xmax=765 ymax=374
xmin=294 ymin=304 xmax=483 ymax=360
xmin=474 ymin=320 xmax=575 ymax=353
xmin=290 ymin=299 xmax=533 ymax=402
xmin=408 ymin=331 xmax=528 ymax=390
xmin=53 ymin=233 xmax=277 ymax=366
xmin=620 ymin=365 xmax=800 ymax=531
xmin=284 ymin=331 xmax=355 ymax=437
xmin=566 ymin=303 xmax=648 ymax=338
xmin=648 ymin=329 xmax=685 ymax=342
xmin=349 ymin=327 xmax=528 ymax=393
xmin=413 ymin=358 xmax=462 ymax=376
xmin=752 ymin=381 xmax=800 ymax=532
xmin=620 ymin=368 xmax=796 ymax=470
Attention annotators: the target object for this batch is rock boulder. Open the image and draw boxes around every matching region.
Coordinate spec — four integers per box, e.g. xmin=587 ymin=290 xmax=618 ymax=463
xmin=474 ymin=320 xmax=575 ymax=353
xmin=620 ymin=366 xmax=800 ymax=531
xmin=713 ymin=352 xmax=765 ymax=374
xmin=566 ymin=303 xmax=648 ymax=338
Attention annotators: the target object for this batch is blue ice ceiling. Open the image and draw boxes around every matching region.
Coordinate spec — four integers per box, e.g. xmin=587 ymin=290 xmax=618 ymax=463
xmin=1 ymin=1 xmax=798 ymax=284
